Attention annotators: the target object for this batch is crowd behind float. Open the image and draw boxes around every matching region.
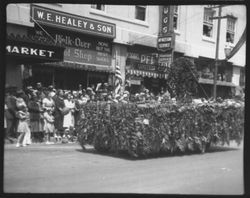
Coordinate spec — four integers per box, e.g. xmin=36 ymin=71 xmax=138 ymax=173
xmin=4 ymin=82 xmax=244 ymax=148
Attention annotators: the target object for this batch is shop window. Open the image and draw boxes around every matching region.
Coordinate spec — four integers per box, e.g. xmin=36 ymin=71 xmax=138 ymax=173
xmin=203 ymin=7 xmax=214 ymax=38
xmin=135 ymin=5 xmax=146 ymax=21
xmin=173 ymin=6 xmax=179 ymax=30
xmin=226 ymin=17 xmax=236 ymax=44
xmin=91 ymin=4 xmax=105 ymax=11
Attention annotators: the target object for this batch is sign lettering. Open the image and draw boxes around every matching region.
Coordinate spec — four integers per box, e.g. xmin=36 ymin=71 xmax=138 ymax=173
xmin=160 ymin=5 xmax=174 ymax=35
xmin=29 ymin=28 xmax=112 ymax=66
xmin=158 ymin=53 xmax=172 ymax=67
xmin=6 ymin=45 xmax=58 ymax=59
xmin=6 ymin=38 xmax=64 ymax=62
xmin=31 ymin=5 xmax=116 ymax=38
xmin=157 ymin=34 xmax=175 ymax=52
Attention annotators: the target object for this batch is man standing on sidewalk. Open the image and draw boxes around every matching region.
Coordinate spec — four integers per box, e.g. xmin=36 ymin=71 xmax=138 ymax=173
xmin=5 ymin=86 xmax=18 ymax=142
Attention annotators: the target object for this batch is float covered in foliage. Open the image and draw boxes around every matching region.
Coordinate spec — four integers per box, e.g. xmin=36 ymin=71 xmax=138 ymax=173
xmin=77 ymin=100 xmax=244 ymax=158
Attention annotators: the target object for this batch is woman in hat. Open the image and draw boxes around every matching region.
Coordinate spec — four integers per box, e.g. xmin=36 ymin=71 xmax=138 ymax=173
xmin=28 ymin=91 xmax=44 ymax=143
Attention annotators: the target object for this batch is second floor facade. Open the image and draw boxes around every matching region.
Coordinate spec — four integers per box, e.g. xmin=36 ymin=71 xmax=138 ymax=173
xmin=7 ymin=4 xmax=246 ymax=68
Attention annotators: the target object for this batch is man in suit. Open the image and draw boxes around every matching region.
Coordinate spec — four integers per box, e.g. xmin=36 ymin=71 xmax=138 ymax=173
xmin=5 ymin=86 xmax=18 ymax=141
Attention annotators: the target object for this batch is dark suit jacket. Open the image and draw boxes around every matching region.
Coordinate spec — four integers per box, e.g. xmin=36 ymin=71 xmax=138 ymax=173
xmin=5 ymin=95 xmax=17 ymax=119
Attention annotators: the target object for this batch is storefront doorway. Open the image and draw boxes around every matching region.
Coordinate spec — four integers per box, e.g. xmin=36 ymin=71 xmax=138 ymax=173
xmin=23 ymin=65 xmax=110 ymax=90
xmin=54 ymin=68 xmax=87 ymax=90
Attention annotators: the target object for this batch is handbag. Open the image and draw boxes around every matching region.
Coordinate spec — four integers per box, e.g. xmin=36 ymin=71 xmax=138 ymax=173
xmin=61 ymin=107 xmax=70 ymax=115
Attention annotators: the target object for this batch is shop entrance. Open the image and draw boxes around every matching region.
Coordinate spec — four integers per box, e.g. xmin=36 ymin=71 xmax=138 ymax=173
xmin=23 ymin=65 xmax=54 ymax=88
xmin=143 ymin=77 xmax=167 ymax=95
xmin=88 ymin=71 xmax=109 ymax=88
xmin=23 ymin=65 xmax=110 ymax=91
xmin=54 ymin=68 xmax=87 ymax=90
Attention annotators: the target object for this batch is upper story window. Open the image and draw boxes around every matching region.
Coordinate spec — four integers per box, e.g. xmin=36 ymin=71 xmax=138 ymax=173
xmin=205 ymin=5 xmax=217 ymax=8
xmin=203 ymin=7 xmax=215 ymax=38
xmin=135 ymin=5 xmax=146 ymax=21
xmin=91 ymin=4 xmax=105 ymax=11
xmin=173 ymin=6 xmax=178 ymax=30
xmin=226 ymin=17 xmax=236 ymax=44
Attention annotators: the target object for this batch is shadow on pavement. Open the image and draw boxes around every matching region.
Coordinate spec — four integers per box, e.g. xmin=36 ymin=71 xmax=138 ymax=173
xmin=75 ymin=144 xmax=241 ymax=161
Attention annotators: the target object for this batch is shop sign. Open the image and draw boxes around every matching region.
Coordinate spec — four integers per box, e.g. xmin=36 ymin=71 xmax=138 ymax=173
xmin=127 ymin=50 xmax=158 ymax=71
xmin=6 ymin=40 xmax=64 ymax=61
xmin=30 ymin=29 xmax=112 ymax=66
xmin=63 ymin=46 xmax=111 ymax=66
xmin=159 ymin=5 xmax=175 ymax=36
xmin=136 ymin=63 xmax=157 ymax=71
xmin=158 ymin=52 xmax=172 ymax=67
xmin=31 ymin=5 xmax=116 ymax=38
xmin=157 ymin=33 xmax=175 ymax=52
xmin=130 ymin=79 xmax=141 ymax=85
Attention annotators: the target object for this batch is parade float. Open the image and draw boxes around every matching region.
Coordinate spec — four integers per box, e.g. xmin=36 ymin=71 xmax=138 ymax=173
xmin=76 ymin=57 xmax=244 ymax=158
xmin=76 ymin=99 xmax=244 ymax=158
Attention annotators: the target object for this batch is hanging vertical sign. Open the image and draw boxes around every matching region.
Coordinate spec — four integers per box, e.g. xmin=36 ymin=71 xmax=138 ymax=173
xmin=157 ymin=34 xmax=175 ymax=52
xmin=160 ymin=5 xmax=175 ymax=36
xmin=157 ymin=5 xmax=176 ymax=65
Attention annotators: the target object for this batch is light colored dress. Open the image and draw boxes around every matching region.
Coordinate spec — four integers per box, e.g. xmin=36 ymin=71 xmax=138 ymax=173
xmin=43 ymin=111 xmax=55 ymax=133
xmin=63 ymin=99 xmax=75 ymax=129
xmin=42 ymin=97 xmax=55 ymax=112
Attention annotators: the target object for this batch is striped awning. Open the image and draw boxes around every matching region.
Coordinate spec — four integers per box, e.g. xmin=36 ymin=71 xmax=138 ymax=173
xmin=36 ymin=61 xmax=114 ymax=73
xmin=126 ymin=69 xmax=168 ymax=79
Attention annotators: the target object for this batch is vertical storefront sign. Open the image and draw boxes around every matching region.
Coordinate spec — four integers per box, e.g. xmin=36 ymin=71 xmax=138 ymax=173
xmin=157 ymin=5 xmax=176 ymax=67
xmin=157 ymin=34 xmax=175 ymax=52
xmin=160 ymin=5 xmax=175 ymax=36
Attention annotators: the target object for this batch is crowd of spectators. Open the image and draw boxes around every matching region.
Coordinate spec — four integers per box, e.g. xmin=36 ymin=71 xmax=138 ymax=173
xmin=4 ymin=82 xmax=169 ymax=147
xmin=4 ymin=82 xmax=244 ymax=148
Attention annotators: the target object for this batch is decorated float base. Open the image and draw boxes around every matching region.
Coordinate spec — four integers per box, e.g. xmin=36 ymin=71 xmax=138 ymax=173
xmin=77 ymin=100 xmax=244 ymax=158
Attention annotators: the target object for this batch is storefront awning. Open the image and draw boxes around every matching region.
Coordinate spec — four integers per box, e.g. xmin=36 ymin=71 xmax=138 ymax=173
xmin=128 ymin=33 xmax=157 ymax=48
xmin=6 ymin=34 xmax=65 ymax=64
xmin=37 ymin=61 xmax=114 ymax=73
xmin=126 ymin=69 xmax=168 ymax=79
xmin=198 ymin=78 xmax=236 ymax=87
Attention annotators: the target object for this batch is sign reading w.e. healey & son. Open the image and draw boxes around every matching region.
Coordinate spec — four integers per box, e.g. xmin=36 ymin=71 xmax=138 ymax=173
xmin=30 ymin=5 xmax=116 ymax=39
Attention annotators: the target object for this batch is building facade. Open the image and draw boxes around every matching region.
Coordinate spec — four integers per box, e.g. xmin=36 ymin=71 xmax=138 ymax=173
xmin=6 ymin=4 xmax=246 ymax=97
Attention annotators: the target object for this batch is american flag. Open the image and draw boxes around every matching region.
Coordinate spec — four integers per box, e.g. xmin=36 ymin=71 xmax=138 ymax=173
xmin=114 ymin=64 xmax=122 ymax=95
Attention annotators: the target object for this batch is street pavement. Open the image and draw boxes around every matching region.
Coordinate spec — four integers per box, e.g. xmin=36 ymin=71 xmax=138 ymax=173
xmin=4 ymin=141 xmax=244 ymax=194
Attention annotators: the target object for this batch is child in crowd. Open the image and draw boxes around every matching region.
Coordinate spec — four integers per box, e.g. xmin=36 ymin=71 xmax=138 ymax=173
xmin=43 ymin=109 xmax=56 ymax=144
xmin=16 ymin=104 xmax=31 ymax=147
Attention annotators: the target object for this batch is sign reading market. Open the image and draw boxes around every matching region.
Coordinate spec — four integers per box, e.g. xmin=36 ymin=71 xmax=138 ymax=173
xmin=6 ymin=39 xmax=64 ymax=62
xmin=30 ymin=5 xmax=116 ymax=38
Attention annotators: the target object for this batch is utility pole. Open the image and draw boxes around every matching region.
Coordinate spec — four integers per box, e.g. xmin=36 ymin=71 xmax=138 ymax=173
xmin=213 ymin=5 xmax=222 ymax=100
